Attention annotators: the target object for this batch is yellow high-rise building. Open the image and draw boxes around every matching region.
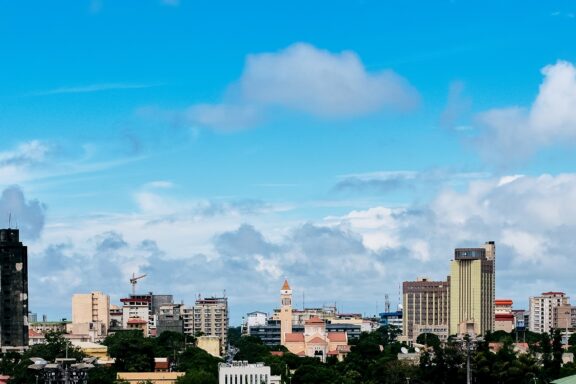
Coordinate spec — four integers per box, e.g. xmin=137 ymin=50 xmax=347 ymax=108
xmin=449 ymin=241 xmax=495 ymax=336
xmin=279 ymin=279 xmax=293 ymax=345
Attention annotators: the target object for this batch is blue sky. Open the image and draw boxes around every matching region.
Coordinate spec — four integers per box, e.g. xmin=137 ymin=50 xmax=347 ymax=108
xmin=1 ymin=0 xmax=576 ymax=324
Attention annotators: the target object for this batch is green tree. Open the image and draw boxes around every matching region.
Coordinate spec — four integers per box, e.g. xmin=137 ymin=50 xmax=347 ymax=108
xmin=177 ymin=369 xmax=218 ymax=384
xmin=87 ymin=365 xmax=117 ymax=384
xmin=177 ymin=346 xmax=221 ymax=377
xmin=291 ymin=364 xmax=339 ymax=384
xmin=416 ymin=333 xmax=441 ymax=349
xmin=233 ymin=336 xmax=270 ymax=363
xmin=103 ymin=330 xmax=155 ymax=372
xmin=154 ymin=331 xmax=185 ymax=358
xmin=9 ymin=332 xmax=86 ymax=384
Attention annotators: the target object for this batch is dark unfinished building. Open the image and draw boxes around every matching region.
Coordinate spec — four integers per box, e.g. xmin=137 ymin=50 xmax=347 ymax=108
xmin=0 ymin=228 xmax=29 ymax=348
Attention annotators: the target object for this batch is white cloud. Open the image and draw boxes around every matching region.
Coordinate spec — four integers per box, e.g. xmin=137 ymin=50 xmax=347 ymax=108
xmin=182 ymin=43 xmax=419 ymax=130
xmin=240 ymin=43 xmax=419 ymax=117
xmin=28 ymin=171 xmax=576 ymax=321
xmin=475 ymin=60 xmax=576 ymax=163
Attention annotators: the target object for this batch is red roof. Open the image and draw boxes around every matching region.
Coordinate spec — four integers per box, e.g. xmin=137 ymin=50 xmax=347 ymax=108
xmin=305 ymin=317 xmax=325 ymax=325
xmin=285 ymin=333 xmax=305 ymax=342
xmin=542 ymin=292 xmax=565 ymax=296
xmin=495 ymin=299 xmax=513 ymax=305
xmin=327 ymin=332 xmax=347 ymax=342
xmin=307 ymin=337 xmax=327 ymax=344
xmin=29 ymin=329 xmax=43 ymax=338
xmin=155 ymin=361 xmax=169 ymax=369
xmin=495 ymin=314 xmax=515 ymax=321
xmin=271 ymin=351 xmax=284 ymax=357
xmin=281 ymin=279 xmax=291 ymax=290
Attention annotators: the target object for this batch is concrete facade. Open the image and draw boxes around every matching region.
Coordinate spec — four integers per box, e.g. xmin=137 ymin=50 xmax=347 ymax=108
xmin=71 ymin=291 xmax=110 ymax=340
xmin=529 ymin=292 xmax=569 ymax=333
xmin=495 ymin=299 xmax=514 ymax=333
xmin=218 ymin=362 xmax=280 ymax=384
xmin=191 ymin=296 xmax=229 ymax=355
xmin=403 ymin=277 xmax=450 ymax=342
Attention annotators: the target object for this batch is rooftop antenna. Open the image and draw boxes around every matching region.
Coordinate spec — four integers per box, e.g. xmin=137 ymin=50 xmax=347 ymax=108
xmin=8 ymin=213 xmax=11 ymax=228
xmin=385 ymin=294 xmax=391 ymax=313
xmin=302 ymin=291 xmax=305 ymax=310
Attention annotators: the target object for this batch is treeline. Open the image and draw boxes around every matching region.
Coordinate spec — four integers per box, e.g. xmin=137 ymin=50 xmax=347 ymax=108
xmin=230 ymin=326 xmax=576 ymax=384
xmin=2 ymin=327 xmax=576 ymax=383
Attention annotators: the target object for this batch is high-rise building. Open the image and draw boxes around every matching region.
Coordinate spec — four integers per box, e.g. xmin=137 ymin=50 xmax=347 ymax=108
xmin=0 ymin=228 xmax=29 ymax=348
xmin=402 ymin=277 xmax=450 ymax=342
xmin=449 ymin=241 xmax=495 ymax=336
xmin=71 ymin=291 xmax=110 ymax=340
xmin=279 ymin=279 xmax=292 ymax=345
xmin=192 ymin=296 xmax=229 ymax=355
xmin=529 ymin=292 xmax=569 ymax=333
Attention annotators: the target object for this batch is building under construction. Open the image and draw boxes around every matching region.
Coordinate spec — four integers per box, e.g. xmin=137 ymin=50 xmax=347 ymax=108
xmin=0 ymin=228 xmax=29 ymax=348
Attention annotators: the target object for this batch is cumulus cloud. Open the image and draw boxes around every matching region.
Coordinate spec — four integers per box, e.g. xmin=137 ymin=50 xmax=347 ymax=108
xmin=474 ymin=60 xmax=576 ymax=163
xmin=239 ymin=43 xmax=419 ymax=117
xmin=28 ymin=171 xmax=576 ymax=321
xmin=180 ymin=43 xmax=419 ymax=130
xmin=331 ymin=173 xmax=576 ymax=308
xmin=0 ymin=186 xmax=46 ymax=240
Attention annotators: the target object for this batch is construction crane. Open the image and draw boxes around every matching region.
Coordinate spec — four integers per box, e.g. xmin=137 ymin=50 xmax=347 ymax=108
xmin=130 ymin=273 xmax=147 ymax=295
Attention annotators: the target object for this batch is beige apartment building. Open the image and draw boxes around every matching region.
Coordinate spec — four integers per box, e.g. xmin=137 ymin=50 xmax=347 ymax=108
xmin=529 ymin=292 xmax=570 ymax=333
xmin=402 ymin=277 xmax=450 ymax=342
xmin=449 ymin=241 xmax=495 ymax=336
xmin=71 ymin=291 xmax=110 ymax=340
xmin=189 ymin=296 xmax=229 ymax=355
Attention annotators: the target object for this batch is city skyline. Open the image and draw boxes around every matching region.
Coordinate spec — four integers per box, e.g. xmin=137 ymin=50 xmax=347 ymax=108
xmin=1 ymin=0 xmax=576 ymax=324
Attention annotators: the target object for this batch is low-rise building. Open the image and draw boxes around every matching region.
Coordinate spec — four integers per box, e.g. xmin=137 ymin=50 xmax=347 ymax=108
xmin=495 ymin=299 xmax=515 ymax=333
xmin=197 ymin=335 xmax=221 ymax=358
xmin=218 ymin=362 xmax=280 ymax=384
xmin=116 ymin=372 xmax=184 ymax=384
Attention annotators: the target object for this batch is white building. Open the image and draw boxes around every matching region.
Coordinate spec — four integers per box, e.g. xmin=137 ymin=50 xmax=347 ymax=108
xmin=529 ymin=292 xmax=569 ymax=333
xmin=218 ymin=362 xmax=280 ymax=384
xmin=246 ymin=312 xmax=268 ymax=329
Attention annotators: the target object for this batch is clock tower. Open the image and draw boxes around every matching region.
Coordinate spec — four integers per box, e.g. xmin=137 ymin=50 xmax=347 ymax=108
xmin=279 ymin=279 xmax=293 ymax=345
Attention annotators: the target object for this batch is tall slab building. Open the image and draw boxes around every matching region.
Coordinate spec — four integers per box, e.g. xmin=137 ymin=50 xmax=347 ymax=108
xmin=449 ymin=241 xmax=495 ymax=337
xmin=0 ymin=228 xmax=29 ymax=348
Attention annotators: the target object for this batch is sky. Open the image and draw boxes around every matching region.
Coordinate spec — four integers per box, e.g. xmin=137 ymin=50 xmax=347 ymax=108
xmin=1 ymin=0 xmax=576 ymax=325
